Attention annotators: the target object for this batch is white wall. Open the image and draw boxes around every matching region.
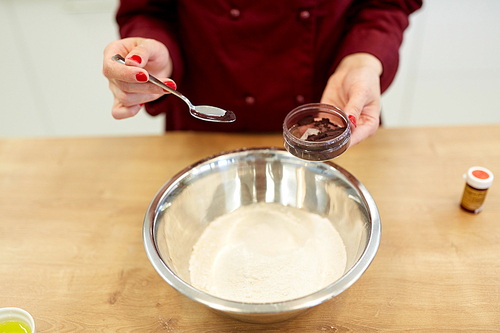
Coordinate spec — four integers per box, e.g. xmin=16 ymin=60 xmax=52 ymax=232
xmin=1 ymin=0 xmax=499 ymax=138
xmin=0 ymin=0 xmax=164 ymax=138
xmin=382 ymin=0 xmax=500 ymax=127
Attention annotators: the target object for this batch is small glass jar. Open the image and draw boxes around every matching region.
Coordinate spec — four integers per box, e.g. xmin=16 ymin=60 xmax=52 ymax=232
xmin=283 ymin=103 xmax=351 ymax=161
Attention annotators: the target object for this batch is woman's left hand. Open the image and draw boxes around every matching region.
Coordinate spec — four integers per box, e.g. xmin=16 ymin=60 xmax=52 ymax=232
xmin=320 ymin=53 xmax=383 ymax=146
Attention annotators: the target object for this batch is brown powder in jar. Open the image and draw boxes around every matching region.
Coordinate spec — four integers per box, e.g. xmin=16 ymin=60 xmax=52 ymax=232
xmin=290 ymin=116 xmax=346 ymax=142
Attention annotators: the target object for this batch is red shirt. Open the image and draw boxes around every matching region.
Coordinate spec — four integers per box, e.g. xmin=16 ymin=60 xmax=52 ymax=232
xmin=117 ymin=0 xmax=422 ymax=132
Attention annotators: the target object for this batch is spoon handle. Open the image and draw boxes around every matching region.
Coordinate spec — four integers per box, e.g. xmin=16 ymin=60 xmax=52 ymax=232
xmin=111 ymin=54 xmax=193 ymax=109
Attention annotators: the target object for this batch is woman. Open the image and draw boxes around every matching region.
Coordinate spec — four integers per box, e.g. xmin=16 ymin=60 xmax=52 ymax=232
xmin=103 ymin=0 xmax=422 ymax=145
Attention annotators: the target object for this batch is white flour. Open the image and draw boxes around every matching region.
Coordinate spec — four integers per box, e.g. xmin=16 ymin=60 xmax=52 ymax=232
xmin=188 ymin=202 xmax=347 ymax=303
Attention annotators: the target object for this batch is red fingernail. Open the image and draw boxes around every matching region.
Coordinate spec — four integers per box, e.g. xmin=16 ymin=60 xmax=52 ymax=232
xmin=163 ymin=80 xmax=177 ymax=91
xmin=348 ymin=115 xmax=357 ymax=128
xmin=130 ymin=55 xmax=142 ymax=64
xmin=136 ymin=72 xmax=148 ymax=82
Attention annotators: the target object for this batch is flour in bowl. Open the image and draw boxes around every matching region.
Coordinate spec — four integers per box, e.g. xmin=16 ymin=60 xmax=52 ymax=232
xmin=188 ymin=202 xmax=347 ymax=303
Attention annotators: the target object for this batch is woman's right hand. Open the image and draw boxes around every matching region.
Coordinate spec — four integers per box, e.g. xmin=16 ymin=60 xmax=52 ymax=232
xmin=102 ymin=37 xmax=176 ymax=119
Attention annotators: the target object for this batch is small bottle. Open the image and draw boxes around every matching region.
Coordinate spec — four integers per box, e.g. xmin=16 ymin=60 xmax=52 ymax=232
xmin=460 ymin=166 xmax=494 ymax=213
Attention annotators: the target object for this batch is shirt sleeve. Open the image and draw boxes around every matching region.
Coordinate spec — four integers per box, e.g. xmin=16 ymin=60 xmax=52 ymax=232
xmin=332 ymin=0 xmax=423 ymax=93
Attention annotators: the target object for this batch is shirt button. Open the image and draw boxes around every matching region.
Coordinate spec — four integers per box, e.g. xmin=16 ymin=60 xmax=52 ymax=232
xmin=245 ymin=95 xmax=255 ymax=105
xmin=299 ymin=10 xmax=311 ymax=20
xmin=229 ymin=8 xmax=241 ymax=19
xmin=295 ymin=95 xmax=305 ymax=104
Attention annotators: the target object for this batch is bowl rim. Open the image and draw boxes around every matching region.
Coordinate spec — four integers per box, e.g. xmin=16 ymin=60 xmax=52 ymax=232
xmin=143 ymin=147 xmax=381 ymax=314
xmin=0 ymin=307 xmax=35 ymax=331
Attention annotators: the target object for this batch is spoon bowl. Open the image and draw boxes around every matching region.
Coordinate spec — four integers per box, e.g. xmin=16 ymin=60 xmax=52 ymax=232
xmin=112 ymin=54 xmax=236 ymax=123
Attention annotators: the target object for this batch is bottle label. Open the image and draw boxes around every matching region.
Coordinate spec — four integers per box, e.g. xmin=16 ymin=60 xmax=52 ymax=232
xmin=461 ymin=184 xmax=487 ymax=213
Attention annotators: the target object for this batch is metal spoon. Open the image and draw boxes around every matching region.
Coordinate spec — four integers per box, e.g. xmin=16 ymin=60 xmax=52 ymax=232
xmin=112 ymin=54 xmax=236 ymax=123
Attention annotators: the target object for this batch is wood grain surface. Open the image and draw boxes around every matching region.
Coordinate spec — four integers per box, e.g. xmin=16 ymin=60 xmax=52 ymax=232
xmin=1 ymin=125 xmax=499 ymax=332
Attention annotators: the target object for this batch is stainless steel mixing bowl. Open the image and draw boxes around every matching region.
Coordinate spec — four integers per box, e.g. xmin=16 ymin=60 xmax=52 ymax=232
xmin=143 ymin=148 xmax=380 ymax=324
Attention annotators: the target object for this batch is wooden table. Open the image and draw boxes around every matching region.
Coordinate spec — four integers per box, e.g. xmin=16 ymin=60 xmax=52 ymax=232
xmin=1 ymin=125 xmax=499 ymax=332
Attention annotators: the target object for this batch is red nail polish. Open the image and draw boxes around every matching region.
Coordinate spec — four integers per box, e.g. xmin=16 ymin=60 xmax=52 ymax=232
xmin=130 ymin=55 xmax=142 ymax=64
xmin=348 ymin=115 xmax=357 ymax=128
xmin=136 ymin=72 xmax=148 ymax=82
xmin=163 ymin=80 xmax=177 ymax=91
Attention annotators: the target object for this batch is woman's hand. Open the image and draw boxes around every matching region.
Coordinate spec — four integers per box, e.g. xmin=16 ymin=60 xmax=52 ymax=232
xmin=102 ymin=37 xmax=176 ymax=119
xmin=320 ymin=53 xmax=383 ymax=146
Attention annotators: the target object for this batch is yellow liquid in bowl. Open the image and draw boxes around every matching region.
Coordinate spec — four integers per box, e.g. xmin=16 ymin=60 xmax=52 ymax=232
xmin=0 ymin=321 xmax=31 ymax=333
